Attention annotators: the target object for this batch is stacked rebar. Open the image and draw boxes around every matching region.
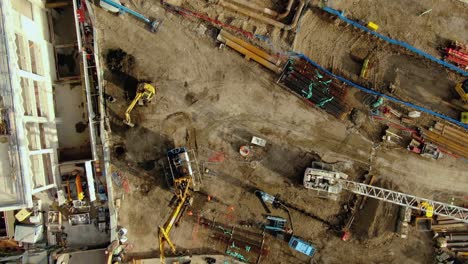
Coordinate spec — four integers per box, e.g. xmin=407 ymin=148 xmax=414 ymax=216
xmin=278 ymin=58 xmax=350 ymax=120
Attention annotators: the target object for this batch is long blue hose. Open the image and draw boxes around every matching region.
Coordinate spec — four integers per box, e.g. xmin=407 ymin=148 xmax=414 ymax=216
xmin=294 ymin=53 xmax=468 ymax=129
xmin=322 ymin=7 xmax=468 ymax=77
xmin=101 ymin=0 xmax=150 ymax=23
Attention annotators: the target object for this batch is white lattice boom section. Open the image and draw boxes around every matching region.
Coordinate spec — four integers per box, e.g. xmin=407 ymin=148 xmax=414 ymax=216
xmin=341 ymin=180 xmax=468 ymax=223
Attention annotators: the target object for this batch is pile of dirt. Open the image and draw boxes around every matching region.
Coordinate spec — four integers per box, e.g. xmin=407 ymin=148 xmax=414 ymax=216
xmin=105 ymin=48 xmax=140 ymax=99
xmin=75 ymin=121 xmax=87 ymax=133
xmin=106 ymin=48 xmax=135 ymax=74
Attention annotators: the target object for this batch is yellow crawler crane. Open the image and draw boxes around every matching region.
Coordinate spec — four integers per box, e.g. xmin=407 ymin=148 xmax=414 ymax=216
xmin=124 ymin=83 xmax=156 ymax=127
xmin=158 ymin=176 xmax=192 ymax=263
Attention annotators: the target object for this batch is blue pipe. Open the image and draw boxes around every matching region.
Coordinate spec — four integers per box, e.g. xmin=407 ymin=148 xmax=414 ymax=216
xmin=293 ymin=53 xmax=468 ymax=130
xmin=101 ymin=0 xmax=150 ymax=23
xmin=322 ymin=7 xmax=468 ymax=77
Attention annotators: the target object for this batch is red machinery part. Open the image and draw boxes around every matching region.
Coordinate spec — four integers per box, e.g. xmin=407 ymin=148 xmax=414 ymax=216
xmin=341 ymin=231 xmax=351 ymax=241
xmin=445 ymin=48 xmax=468 ymax=67
xmin=446 ymin=55 xmax=468 ymax=68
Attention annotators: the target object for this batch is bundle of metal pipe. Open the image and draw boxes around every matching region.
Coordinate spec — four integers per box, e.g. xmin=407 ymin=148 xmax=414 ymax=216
xmin=280 ymin=70 xmax=347 ymax=118
xmin=421 ymin=129 xmax=468 ymax=159
xmin=281 ymin=71 xmax=346 ymax=113
xmin=278 ymin=59 xmax=350 ymax=119
xmin=438 ymin=232 xmax=468 ymax=254
xmin=217 ymin=30 xmax=282 ymax=73
xmin=432 ymin=122 xmax=468 ymax=146
xmin=292 ymin=59 xmax=348 ymax=99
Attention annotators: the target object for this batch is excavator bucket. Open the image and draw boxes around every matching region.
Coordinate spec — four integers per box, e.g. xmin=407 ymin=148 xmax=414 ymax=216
xmin=149 ymin=19 xmax=162 ymax=33
xmin=123 ymin=119 xmax=135 ymax=127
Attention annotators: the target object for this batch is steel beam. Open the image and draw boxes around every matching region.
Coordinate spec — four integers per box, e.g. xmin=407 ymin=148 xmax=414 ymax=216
xmin=342 ymin=179 xmax=468 ymax=223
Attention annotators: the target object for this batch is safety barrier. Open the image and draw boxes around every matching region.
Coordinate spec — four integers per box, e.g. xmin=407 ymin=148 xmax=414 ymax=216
xmin=322 ymin=7 xmax=468 ymax=77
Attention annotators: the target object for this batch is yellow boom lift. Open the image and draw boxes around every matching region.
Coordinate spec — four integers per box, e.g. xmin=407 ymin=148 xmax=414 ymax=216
xmin=158 ymin=176 xmax=193 ymax=263
xmin=158 ymin=147 xmax=201 ymax=263
xmin=124 ymin=83 xmax=156 ymax=127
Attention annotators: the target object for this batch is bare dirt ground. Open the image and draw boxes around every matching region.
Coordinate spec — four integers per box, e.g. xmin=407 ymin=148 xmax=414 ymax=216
xmin=327 ymin=0 xmax=468 ymax=57
xmin=293 ymin=6 xmax=465 ymax=119
xmin=93 ymin=0 xmax=468 ymax=263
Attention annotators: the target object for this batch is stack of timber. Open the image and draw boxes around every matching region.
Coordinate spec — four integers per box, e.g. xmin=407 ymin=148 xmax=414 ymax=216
xmin=423 ymin=122 xmax=468 ymax=159
xmin=431 ymin=215 xmax=468 ymax=257
xmin=278 ymin=58 xmax=351 ymax=120
xmin=217 ymin=30 xmax=282 ymax=73
xmin=432 ymin=215 xmax=468 ymax=232
xmin=434 ymin=215 xmax=468 ymax=258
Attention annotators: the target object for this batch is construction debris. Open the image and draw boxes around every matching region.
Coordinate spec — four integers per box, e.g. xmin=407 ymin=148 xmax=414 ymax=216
xmin=444 ymin=41 xmax=468 ymax=70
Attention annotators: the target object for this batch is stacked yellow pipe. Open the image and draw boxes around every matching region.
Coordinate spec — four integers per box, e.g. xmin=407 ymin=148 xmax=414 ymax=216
xmin=217 ymin=30 xmax=282 ymax=73
xmin=422 ymin=129 xmax=468 ymax=158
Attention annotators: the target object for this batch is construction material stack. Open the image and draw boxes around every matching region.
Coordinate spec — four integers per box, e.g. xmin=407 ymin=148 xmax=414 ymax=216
xmin=433 ymin=214 xmax=468 ymax=259
xmin=217 ymin=30 xmax=282 ymax=73
xmin=278 ymin=58 xmax=351 ymax=120
xmin=444 ymin=41 xmax=468 ymax=70
xmin=199 ymin=217 xmax=268 ymax=263
xmin=423 ymin=122 xmax=468 ymax=159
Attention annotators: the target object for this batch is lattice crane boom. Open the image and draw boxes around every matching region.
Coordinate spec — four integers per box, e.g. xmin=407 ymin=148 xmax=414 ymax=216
xmin=341 ymin=179 xmax=468 ymax=223
xmin=303 ymin=164 xmax=468 ymax=223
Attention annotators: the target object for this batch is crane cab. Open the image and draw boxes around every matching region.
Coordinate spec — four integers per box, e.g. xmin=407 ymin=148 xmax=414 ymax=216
xmin=165 ymin=147 xmax=202 ymax=191
xmin=303 ymin=162 xmax=348 ymax=200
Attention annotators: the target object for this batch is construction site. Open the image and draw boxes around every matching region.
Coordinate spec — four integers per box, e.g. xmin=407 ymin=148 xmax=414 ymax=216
xmin=0 ymin=0 xmax=468 ymax=263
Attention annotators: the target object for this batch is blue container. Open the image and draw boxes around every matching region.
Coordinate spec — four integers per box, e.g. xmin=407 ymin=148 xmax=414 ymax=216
xmin=288 ymin=236 xmax=316 ymax=257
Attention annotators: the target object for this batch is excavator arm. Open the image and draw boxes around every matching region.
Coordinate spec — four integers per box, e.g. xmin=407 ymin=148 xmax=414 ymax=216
xmin=158 ymin=177 xmax=192 ymax=263
xmin=454 ymin=79 xmax=468 ymax=103
xmin=124 ymin=83 xmax=156 ymax=127
xmin=124 ymin=92 xmax=143 ymax=127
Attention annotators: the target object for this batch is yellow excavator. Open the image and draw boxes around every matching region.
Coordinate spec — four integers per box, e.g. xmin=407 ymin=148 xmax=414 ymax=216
xmin=455 ymin=79 xmax=468 ymax=104
xmin=158 ymin=176 xmax=193 ymax=263
xmin=420 ymin=201 xmax=434 ymax=218
xmin=124 ymin=83 xmax=156 ymax=127
xmin=454 ymin=79 xmax=468 ymax=124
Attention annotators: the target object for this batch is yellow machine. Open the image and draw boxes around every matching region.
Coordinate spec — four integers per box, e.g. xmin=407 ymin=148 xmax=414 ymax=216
xmin=124 ymin=83 xmax=156 ymax=127
xmin=420 ymin=201 xmax=434 ymax=218
xmin=455 ymin=79 xmax=468 ymax=104
xmin=454 ymin=79 xmax=468 ymax=124
xmin=158 ymin=177 xmax=193 ymax=263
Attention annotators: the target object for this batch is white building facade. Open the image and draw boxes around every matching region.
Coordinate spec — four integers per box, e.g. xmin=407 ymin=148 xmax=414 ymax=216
xmin=0 ymin=0 xmax=60 ymax=210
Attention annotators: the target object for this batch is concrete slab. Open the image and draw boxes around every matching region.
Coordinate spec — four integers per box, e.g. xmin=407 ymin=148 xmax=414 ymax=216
xmin=55 ymin=83 xmax=92 ymax=162
xmin=63 ymin=222 xmax=109 ymax=247
xmin=56 ymin=248 xmax=106 ymax=264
